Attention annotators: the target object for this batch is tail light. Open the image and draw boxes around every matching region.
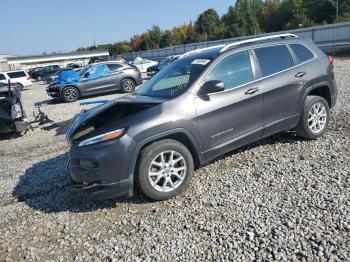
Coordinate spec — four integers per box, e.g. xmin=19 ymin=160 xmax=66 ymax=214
xmin=11 ymin=104 xmax=23 ymax=119
xmin=27 ymin=76 xmax=31 ymax=80
xmin=328 ymin=55 xmax=334 ymax=64
xmin=9 ymin=83 xmax=17 ymax=88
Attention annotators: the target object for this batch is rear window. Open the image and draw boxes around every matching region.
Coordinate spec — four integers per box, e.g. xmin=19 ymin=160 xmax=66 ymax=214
xmin=107 ymin=63 xmax=123 ymax=71
xmin=290 ymin=44 xmax=314 ymax=63
xmin=255 ymin=45 xmax=295 ymax=77
xmin=0 ymin=74 xmax=6 ymax=80
xmin=7 ymin=71 xmax=26 ymax=79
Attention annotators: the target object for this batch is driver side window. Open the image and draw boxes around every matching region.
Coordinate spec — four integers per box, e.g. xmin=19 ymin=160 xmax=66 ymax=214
xmin=205 ymin=50 xmax=253 ymax=91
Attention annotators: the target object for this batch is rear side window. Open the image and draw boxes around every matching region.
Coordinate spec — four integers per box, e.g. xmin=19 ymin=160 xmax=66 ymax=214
xmin=0 ymin=74 xmax=6 ymax=80
xmin=107 ymin=63 xmax=123 ymax=71
xmin=204 ymin=50 xmax=253 ymax=90
xmin=255 ymin=45 xmax=294 ymax=77
xmin=290 ymin=44 xmax=314 ymax=63
xmin=7 ymin=71 xmax=26 ymax=79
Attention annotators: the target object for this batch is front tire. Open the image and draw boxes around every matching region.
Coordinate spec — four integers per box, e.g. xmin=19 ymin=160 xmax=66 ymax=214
xmin=61 ymin=86 xmax=80 ymax=103
xmin=121 ymin=78 xmax=136 ymax=93
xmin=296 ymin=95 xmax=330 ymax=139
xmin=136 ymin=139 xmax=194 ymax=201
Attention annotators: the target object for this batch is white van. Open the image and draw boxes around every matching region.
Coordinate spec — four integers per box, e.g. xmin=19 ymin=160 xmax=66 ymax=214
xmin=0 ymin=70 xmax=32 ymax=90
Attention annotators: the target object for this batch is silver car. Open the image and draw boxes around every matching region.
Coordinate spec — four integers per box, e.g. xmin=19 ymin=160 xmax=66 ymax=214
xmin=47 ymin=62 xmax=143 ymax=102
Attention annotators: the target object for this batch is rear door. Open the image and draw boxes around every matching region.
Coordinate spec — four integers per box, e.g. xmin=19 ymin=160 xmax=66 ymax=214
xmin=254 ymin=44 xmax=313 ymax=135
xmin=6 ymin=71 xmax=28 ymax=85
xmin=195 ymin=50 xmax=264 ymax=159
xmin=106 ymin=63 xmax=124 ymax=90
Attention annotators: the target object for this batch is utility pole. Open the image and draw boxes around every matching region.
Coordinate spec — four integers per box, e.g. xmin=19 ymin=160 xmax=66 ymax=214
xmin=327 ymin=0 xmax=339 ymax=23
xmin=327 ymin=0 xmax=339 ymax=58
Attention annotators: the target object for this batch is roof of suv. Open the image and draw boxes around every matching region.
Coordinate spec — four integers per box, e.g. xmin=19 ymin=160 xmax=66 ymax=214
xmin=178 ymin=33 xmax=301 ymax=61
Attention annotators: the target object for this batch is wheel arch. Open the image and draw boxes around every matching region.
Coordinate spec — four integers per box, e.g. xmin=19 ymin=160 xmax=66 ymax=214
xmin=303 ymin=82 xmax=332 ymax=108
xmin=127 ymin=129 xmax=202 ymax=193
xmin=60 ymin=84 xmax=81 ymax=95
xmin=120 ymin=76 xmax=137 ymax=86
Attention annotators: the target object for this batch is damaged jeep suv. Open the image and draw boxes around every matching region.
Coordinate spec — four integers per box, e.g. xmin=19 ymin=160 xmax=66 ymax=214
xmin=66 ymin=34 xmax=337 ymax=200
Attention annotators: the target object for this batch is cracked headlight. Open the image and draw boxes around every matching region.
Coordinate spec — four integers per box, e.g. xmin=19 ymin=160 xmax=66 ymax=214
xmin=78 ymin=128 xmax=125 ymax=147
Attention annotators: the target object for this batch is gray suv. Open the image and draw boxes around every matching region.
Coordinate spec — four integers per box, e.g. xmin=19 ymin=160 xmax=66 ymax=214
xmin=66 ymin=34 xmax=337 ymax=200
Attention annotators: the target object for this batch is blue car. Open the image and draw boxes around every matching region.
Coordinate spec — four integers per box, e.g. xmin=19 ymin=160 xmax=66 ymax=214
xmin=47 ymin=62 xmax=143 ymax=102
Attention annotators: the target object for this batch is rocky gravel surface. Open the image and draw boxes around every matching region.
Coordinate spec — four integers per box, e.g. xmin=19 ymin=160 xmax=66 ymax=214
xmin=1 ymin=59 xmax=350 ymax=261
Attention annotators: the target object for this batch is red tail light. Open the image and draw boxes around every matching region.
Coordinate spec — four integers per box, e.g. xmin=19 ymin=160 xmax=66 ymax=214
xmin=9 ymin=83 xmax=17 ymax=89
xmin=328 ymin=55 xmax=334 ymax=64
xmin=27 ymin=76 xmax=31 ymax=80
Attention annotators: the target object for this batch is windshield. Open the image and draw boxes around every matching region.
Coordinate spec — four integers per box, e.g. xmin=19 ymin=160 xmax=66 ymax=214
xmin=79 ymin=66 xmax=90 ymax=76
xmin=135 ymin=57 xmax=209 ymax=99
xmin=159 ymin=57 xmax=172 ymax=66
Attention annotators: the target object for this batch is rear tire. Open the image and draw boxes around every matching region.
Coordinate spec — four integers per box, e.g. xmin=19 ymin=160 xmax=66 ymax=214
xmin=296 ymin=95 xmax=330 ymax=139
xmin=136 ymin=139 xmax=194 ymax=201
xmin=61 ymin=86 xmax=80 ymax=103
xmin=121 ymin=78 xmax=136 ymax=93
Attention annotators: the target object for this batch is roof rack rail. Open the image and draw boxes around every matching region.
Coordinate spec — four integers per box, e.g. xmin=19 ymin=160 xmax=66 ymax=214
xmin=220 ymin=33 xmax=298 ymax=52
xmin=179 ymin=44 xmax=225 ymax=59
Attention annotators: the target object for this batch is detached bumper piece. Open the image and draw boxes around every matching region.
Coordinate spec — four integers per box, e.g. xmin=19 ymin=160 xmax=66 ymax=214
xmin=71 ymin=177 xmax=131 ymax=200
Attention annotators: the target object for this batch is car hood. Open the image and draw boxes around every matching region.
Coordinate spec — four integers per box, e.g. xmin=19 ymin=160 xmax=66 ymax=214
xmin=66 ymin=95 xmax=167 ymax=144
xmin=58 ymin=70 xmax=81 ymax=86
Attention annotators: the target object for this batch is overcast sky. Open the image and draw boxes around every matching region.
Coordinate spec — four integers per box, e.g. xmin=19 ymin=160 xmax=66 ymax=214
xmin=0 ymin=0 xmax=235 ymax=56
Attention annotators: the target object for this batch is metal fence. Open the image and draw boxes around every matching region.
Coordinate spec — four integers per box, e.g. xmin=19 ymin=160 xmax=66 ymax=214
xmin=122 ymin=22 xmax=350 ymax=61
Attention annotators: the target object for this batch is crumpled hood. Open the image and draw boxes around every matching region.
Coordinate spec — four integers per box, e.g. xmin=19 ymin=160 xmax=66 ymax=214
xmin=66 ymin=95 xmax=167 ymax=144
xmin=58 ymin=70 xmax=81 ymax=86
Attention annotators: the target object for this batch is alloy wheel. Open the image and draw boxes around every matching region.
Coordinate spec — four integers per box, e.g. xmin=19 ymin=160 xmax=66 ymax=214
xmin=64 ymin=88 xmax=78 ymax=102
xmin=148 ymin=150 xmax=187 ymax=192
xmin=123 ymin=79 xmax=135 ymax=92
xmin=308 ymin=103 xmax=327 ymax=134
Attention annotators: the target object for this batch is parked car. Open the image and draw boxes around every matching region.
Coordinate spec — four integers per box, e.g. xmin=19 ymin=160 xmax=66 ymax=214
xmin=0 ymin=70 xmax=32 ymax=90
xmin=147 ymin=55 xmax=179 ymax=76
xmin=28 ymin=67 xmax=43 ymax=78
xmin=47 ymin=62 xmax=142 ymax=102
xmin=66 ymin=34 xmax=337 ymax=200
xmin=130 ymin=57 xmax=158 ymax=73
xmin=0 ymin=82 xmax=29 ymax=135
xmin=34 ymin=65 xmax=60 ymax=81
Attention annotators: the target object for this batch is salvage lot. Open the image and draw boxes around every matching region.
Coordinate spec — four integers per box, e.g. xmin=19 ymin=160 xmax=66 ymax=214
xmin=0 ymin=60 xmax=349 ymax=261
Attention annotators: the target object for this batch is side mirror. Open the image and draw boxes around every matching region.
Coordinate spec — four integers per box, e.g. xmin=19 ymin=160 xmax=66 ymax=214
xmin=84 ymin=72 xmax=90 ymax=78
xmin=198 ymin=80 xmax=224 ymax=95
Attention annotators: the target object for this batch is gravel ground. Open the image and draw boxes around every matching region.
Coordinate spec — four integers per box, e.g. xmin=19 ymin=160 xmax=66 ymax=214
xmin=0 ymin=59 xmax=349 ymax=261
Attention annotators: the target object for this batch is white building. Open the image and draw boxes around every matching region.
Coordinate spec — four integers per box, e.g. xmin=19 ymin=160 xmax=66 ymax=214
xmin=0 ymin=50 xmax=109 ymax=71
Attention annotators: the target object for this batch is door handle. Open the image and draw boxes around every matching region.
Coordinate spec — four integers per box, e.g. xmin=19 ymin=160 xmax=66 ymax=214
xmin=295 ymin=71 xmax=307 ymax=78
xmin=245 ymin=87 xmax=259 ymax=95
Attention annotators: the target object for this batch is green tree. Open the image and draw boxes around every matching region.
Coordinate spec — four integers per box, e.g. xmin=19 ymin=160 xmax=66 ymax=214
xmin=159 ymin=30 xmax=173 ymax=48
xmin=195 ymin=8 xmax=221 ymax=40
xmin=148 ymin=25 xmax=162 ymax=49
xmin=223 ymin=0 xmax=260 ymax=37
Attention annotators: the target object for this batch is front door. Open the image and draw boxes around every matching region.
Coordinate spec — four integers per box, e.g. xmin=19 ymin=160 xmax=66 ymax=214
xmin=81 ymin=64 xmax=114 ymax=95
xmin=195 ymin=50 xmax=264 ymax=160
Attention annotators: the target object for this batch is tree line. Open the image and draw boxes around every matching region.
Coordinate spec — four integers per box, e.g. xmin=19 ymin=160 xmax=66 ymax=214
xmin=77 ymin=0 xmax=350 ymax=56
